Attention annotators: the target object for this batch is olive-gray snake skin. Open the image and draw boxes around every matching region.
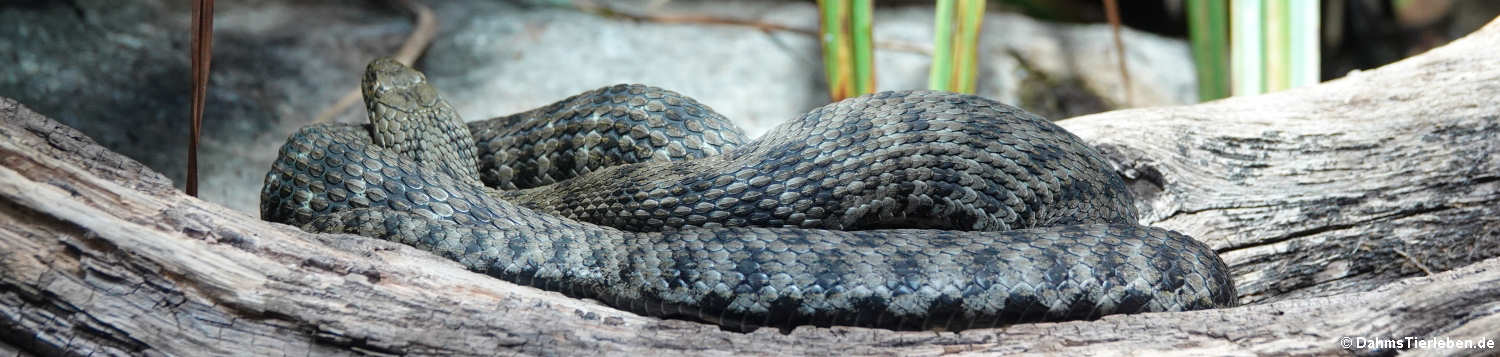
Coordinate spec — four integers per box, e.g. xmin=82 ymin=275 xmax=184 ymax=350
xmin=260 ymin=58 xmax=1236 ymax=332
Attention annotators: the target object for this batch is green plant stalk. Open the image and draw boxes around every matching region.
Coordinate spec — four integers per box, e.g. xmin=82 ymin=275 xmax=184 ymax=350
xmin=1187 ymin=0 xmax=1229 ymax=101
xmin=929 ymin=0 xmax=955 ymax=91
xmin=1289 ymin=0 xmax=1319 ymax=87
xmin=834 ymin=9 xmax=854 ymax=100
xmin=851 ymin=0 xmax=874 ymax=95
xmin=1230 ymin=0 xmax=1263 ymax=96
xmin=818 ymin=0 xmax=853 ymax=100
xmin=953 ymin=0 xmax=984 ymax=93
xmin=1264 ymin=0 xmax=1289 ymax=92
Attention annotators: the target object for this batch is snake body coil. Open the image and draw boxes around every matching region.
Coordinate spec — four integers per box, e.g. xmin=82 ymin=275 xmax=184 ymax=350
xmin=261 ymin=58 xmax=1236 ymax=332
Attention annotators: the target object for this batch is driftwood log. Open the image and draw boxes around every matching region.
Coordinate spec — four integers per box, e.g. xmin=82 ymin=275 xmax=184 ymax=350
xmin=3 ymin=17 xmax=1500 ymax=357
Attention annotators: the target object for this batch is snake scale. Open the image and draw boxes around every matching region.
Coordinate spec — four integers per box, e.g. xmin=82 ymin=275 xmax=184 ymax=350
xmin=261 ymin=58 xmax=1236 ymax=332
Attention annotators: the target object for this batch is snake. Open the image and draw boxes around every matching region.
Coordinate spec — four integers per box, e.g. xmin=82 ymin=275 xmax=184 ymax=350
xmin=260 ymin=58 xmax=1236 ymax=332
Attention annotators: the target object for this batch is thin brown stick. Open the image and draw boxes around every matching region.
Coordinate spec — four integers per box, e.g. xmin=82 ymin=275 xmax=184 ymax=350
xmin=627 ymin=11 xmax=818 ymax=36
xmin=573 ymin=0 xmax=927 ymax=54
xmin=389 ymin=0 xmax=437 ymax=65
xmin=1395 ymin=248 xmax=1435 ymax=275
xmin=311 ymin=0 xmax=438 ymax=124
xmin=576 ymin=0 xmax=818 ymax=36
xmin=1103 ymin=0 xmax=1132 ymax=107
xmin=187 ymin=0 xmax=214 ymax=196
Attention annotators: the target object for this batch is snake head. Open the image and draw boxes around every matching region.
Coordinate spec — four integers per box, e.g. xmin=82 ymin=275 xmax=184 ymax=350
xmin=357 ymin=57 xmax=483 ymax=184
xmin=361 ymin=57 xmax=441 ymax=118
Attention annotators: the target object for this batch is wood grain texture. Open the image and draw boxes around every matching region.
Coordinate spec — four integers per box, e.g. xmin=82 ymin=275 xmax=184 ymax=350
xmin=2 ymin=17 xmax=1499 ymax=357
xmin=1060 ymin=17 xmax=1500 ymax=304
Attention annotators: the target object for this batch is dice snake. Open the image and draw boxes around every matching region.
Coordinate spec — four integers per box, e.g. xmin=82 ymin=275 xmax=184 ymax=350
xmin=260 ymin=58 xmax=1236 ymax=332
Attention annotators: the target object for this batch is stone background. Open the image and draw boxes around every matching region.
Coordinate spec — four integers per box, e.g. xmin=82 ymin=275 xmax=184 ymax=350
xmin=0 ymin=0 xmax=1305 ymax=214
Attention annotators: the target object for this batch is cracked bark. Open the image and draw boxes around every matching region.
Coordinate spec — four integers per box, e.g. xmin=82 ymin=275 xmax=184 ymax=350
xmin=2 ymin=16 xmax=1499 ymax=357
xmin=1063 ymin=21 xmax=1500 ymax=304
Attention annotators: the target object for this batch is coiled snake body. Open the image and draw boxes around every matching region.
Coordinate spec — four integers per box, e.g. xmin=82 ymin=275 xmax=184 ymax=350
xmin=261 ymin=58 xmax=1236 ymax=332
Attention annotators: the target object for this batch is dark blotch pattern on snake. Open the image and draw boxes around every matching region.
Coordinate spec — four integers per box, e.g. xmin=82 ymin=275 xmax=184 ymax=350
xmin=260 ymin=58 xmax=1236 ymax=332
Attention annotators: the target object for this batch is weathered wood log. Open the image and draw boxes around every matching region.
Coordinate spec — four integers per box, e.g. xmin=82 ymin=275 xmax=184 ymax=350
xmin=2 ymin=16 xmax=1498 ymax=357
xmin=1066 ymin=27 xmax=1500 ymax=305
